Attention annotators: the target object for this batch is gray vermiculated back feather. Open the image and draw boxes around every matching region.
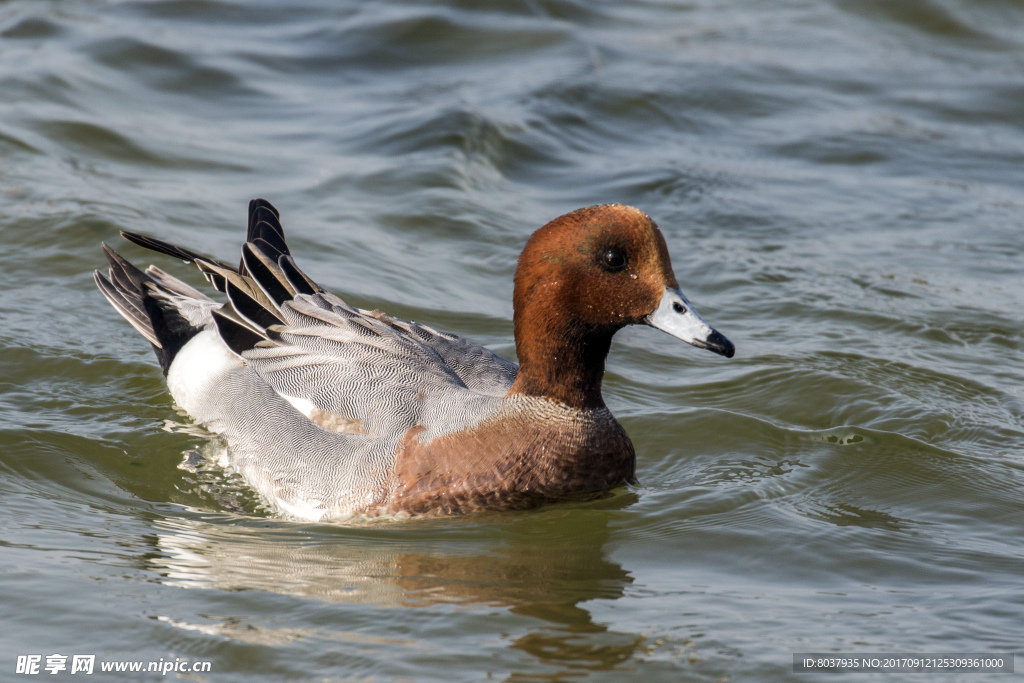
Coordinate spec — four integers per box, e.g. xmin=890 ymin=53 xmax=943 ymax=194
xmin=244 ymin=293 xmax=516 ymax=442
xmin=314 ymin=291 xmax=517 ymax=395
xmin=383 ymin=317 xmax=517 ymax=397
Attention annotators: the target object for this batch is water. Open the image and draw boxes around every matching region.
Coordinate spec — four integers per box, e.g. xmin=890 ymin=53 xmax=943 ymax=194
xmin=2 ymin=0 xmax=1023 ymax=680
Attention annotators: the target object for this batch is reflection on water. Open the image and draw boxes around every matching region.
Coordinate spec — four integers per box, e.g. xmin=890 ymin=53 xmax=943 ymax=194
xmin=811 ymin=503 xmax=906 ymax=532
xmin=150 ymin=506 xmax=639 ymax=674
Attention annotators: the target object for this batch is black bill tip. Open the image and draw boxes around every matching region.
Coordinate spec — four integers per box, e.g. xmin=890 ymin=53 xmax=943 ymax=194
xmin=697 ymin=329 xmax=735 ymax=358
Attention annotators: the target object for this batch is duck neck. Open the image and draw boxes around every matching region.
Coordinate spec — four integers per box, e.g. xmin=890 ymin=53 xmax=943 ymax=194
xmin=508 ymin=315 xmax=617 ymax=411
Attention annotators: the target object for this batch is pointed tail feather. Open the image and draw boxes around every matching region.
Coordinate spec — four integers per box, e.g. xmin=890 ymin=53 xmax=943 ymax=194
xmin=95 ymin=244 xmax=212 ymax=374
xmin=98 ymin=199 xmax=322 ymax=365
xmin=241 ymin=242 xmax=297 ymax=306
xmin=119 ymin=231 xmax=233 ymax=270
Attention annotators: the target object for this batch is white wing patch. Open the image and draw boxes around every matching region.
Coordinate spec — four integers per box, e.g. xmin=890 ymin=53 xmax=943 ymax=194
xmin=280 ymin=392 xmax=367 ymax=435
xmin=280 ymin=393 xmax=316 ymax=417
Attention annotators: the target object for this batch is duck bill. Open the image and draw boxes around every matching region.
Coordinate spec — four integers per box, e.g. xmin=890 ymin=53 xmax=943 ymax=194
xmin=645 ymin=287 xmax=735 ymax=358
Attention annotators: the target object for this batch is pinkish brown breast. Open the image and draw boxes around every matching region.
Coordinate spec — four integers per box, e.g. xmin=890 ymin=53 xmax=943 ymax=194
xmin=386 ymin=397 xmax=635 ymax=515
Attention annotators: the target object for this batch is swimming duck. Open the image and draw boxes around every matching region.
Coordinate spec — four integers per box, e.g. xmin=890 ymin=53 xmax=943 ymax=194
xmin=96 ymin=200 xmax=734 ymax=519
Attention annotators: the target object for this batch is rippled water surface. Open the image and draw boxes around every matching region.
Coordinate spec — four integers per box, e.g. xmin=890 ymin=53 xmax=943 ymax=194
xmin=2 ymin=1 xmax=1023 ymax=680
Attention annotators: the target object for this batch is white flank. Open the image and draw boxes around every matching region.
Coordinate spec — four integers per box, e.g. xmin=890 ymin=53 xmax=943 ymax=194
xmin=274 ymin=497 xmax=327 ymax=522
xmin=279 ymin=393 xmax=316 ymax=418
xmin=166 ymin=329 xmax=245 ymax=417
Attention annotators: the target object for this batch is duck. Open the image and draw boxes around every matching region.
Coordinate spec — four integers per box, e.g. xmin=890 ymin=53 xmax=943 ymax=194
xmin=95 ymin=200 xmax=734 ymax=519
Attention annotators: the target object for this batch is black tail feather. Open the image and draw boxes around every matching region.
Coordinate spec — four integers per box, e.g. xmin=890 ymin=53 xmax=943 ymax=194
xmin=212 ymin=307 xmax=268 ymax=357
xmin=102 ymin=243 xmax=150 ymax=293
xmin=96 ymin=244 xmax=207 ymax=374
xmin=248 ymin=200 xmax=283 ymax=240
xmin=99 ymin=198 xmax=319 ymax=365
xmin=142 ymin=287 xmax=204 ymax=374
xmin=249 ymin=198 xmax=280 ymax=221
xmin=94 ymin=269 xmax=159 ymax=347
xmin=250 ymin=224 xmax=289 ymax=258
xmin=226 ymin=279 xmax=286 ymax=330
xmin=242 ymin=199 xmax=286 ymax=275
xmin=120 ymin=230 xmax=234 ymax=271
xmin=279 ymin=254 xmax=320 ymax=295
xmin=241 ymin=242 xmax=296 ymax=306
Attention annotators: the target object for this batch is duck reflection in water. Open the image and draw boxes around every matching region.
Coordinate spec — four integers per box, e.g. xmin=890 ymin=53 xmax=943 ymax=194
xmin=149 ymin=497 xmax=641 ymax=675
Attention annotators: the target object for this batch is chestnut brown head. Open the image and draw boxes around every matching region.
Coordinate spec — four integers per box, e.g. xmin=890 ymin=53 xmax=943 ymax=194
xmin=508 ymin=205 xmax=733 ymax=408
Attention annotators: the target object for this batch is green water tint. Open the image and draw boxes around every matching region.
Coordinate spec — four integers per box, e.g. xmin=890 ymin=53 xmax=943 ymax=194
xmin=2 ymin=0 xmax=1023 ymax=680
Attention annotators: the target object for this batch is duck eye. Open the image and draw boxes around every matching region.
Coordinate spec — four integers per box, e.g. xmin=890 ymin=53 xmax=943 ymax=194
xmin=602 ymin=248 xmax=627 ymax=272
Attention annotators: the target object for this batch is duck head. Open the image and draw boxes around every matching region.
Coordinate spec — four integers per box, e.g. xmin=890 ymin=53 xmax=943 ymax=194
xmin=508 ymin=204 xmax=734 ymax=409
